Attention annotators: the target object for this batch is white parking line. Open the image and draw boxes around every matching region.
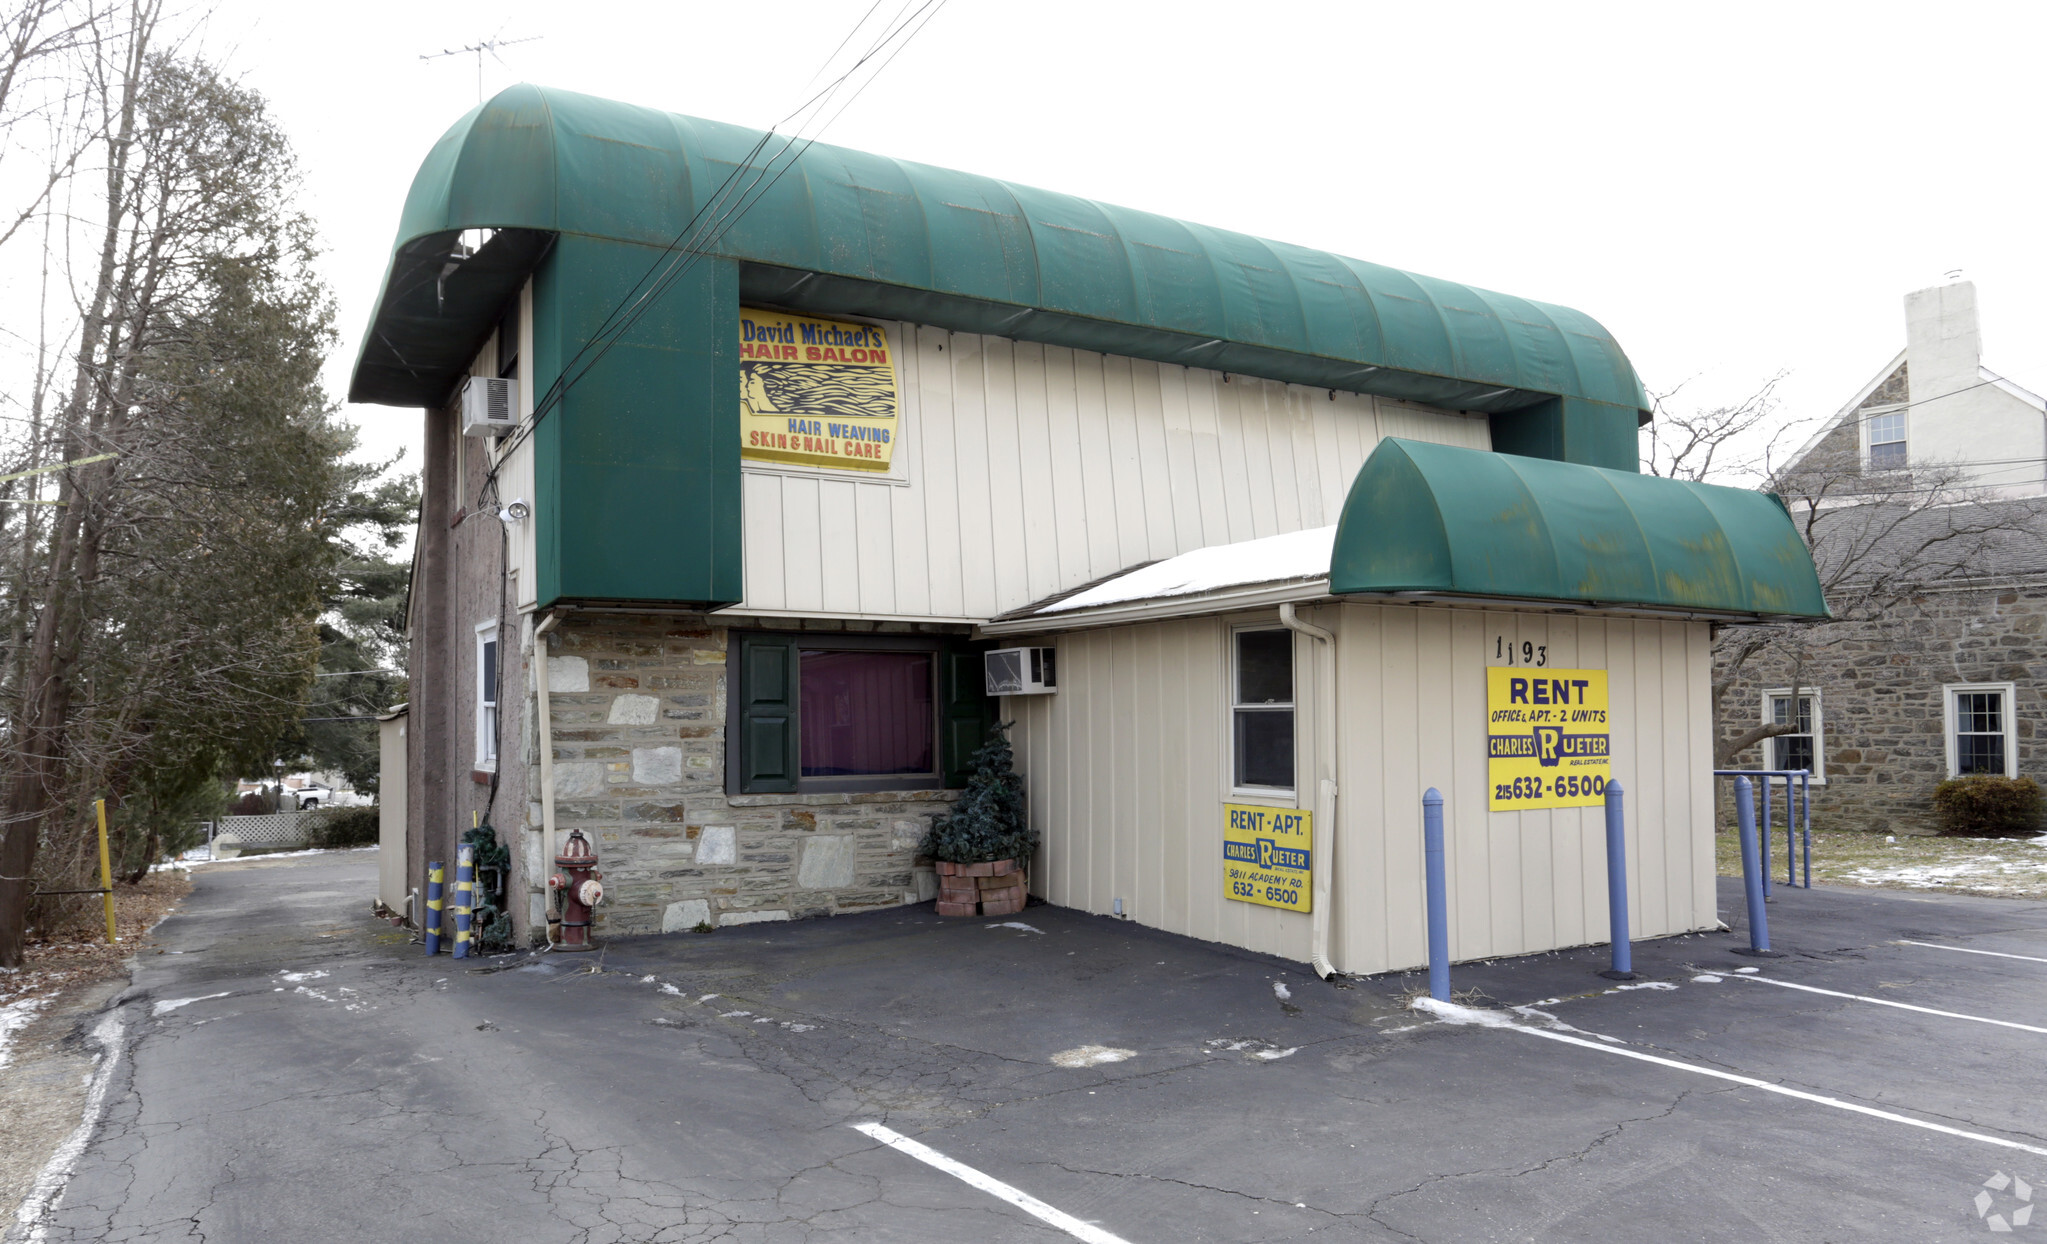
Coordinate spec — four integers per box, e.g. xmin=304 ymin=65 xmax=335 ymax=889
xmin=1416 ymin=998 xmax=2047 ymax=1159
xmin=1725 ymin=973 xmax=2047 ymax=1035
xmin=1897 ymin=940 xmax=2047 ymax=966
xmin=852 ymin=1122 xmax=1134 ymax=1244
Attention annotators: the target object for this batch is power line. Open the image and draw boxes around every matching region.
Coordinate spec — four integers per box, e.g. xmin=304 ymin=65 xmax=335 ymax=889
xmin=475 ymin=1 xmax=947 ymax=496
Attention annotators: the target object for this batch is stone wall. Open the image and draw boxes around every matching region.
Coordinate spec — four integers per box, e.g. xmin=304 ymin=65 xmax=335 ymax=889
xmin=1716 ymin=581 xmax=2045 ymax=835
xmin=525 ymin=614 xmax=961 ymax=941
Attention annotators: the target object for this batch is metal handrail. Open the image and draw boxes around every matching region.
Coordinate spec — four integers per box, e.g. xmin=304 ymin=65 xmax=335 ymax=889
xmin=1713 ymin=768 xmax=1812 ymax=889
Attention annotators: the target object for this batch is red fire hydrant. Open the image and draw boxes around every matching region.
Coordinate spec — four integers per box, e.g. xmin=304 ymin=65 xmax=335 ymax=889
xmin=549 ymin=828 xmax=604 ymax=951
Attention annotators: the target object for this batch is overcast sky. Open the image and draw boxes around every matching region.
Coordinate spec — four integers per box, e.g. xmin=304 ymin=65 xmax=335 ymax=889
xmin=201 ymin=0 xmax=2047 ymax=478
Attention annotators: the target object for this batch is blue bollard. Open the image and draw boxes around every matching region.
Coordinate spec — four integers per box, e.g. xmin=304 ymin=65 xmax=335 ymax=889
xmin=424 ymin=861 xmax=444 ymax=955
xmin=453 ymin=843 xmax=475 ymax=960
xmin=1600 ymin=782 xmax=1634 ymax=980
xmin=1423 ymin=788 xmax=1449 ymax=1002
xmin=1733 ymin=777 xmax=1780 ymax=956
xmin=1759 ymin=775 xmax=1772 ymax=898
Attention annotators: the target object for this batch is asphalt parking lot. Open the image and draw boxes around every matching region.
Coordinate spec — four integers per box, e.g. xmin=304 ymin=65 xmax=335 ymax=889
xmin=16 ymin=852 xmax=2047 ymax=1242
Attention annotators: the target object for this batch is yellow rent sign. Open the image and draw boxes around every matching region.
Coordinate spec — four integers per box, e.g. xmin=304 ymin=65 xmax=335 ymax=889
xmin=1486 ymin=667 xmax=1612 ymax=811
xmin=1222 ymin=804 xmax=1312 ymax=913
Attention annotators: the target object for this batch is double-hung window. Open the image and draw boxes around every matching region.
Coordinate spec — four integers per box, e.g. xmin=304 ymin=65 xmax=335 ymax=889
xmin=1945 ymin=683 xmax=2017 ymax=777
xmin=475 ymin=622 xmax=499 ymax=769
xmin=1232 ymin=628 xmax=1295 ymax=793
xmin=1865 ymin=409 xmax=1907 ymax=471
xmin=731 ymin=633 xmax=991 ymax=794
xmin=1762 ymin=689 xmax=1823 ymax=780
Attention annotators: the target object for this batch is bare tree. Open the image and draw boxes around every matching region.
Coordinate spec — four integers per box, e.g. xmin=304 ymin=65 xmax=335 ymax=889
xmin=1643 ymin=383 xmax=2047 ymax=766
xmin=0 ymin=15 xmax=360 ymax=963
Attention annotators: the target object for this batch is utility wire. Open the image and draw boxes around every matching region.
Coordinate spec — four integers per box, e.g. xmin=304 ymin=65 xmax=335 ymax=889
xmin=474 ymin=1 xmax=945 ymax=501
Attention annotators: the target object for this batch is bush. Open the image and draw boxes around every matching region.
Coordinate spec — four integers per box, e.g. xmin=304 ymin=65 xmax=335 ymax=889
xmin=306 ymin=806 xmax=380 ymax=849
xmin=920 ymin=723 xmax=1034 ymax=865
xmin=1932 ymin=776 xmax=2042 ymax=837
xmin=231 ymin=791 xmax=271 ymax=815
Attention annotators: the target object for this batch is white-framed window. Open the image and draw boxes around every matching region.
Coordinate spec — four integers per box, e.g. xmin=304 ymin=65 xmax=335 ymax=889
xmin=1761 ymin=688 xmax=1824 ymax=782
xmin=1230 ymin=627 xmax=1294 ymax=794
xmin=1944 ymin=682 xmax=2017 ymax=778
xmin=476 ymin=621 xmax=499 ymax=768
xmin=1864 ymin=407 xmax=1907 ymax=471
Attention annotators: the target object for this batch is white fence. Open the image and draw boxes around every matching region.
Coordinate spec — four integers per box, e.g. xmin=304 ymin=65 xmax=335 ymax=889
xmin=218 ymin=808 xmax=347 ymax=850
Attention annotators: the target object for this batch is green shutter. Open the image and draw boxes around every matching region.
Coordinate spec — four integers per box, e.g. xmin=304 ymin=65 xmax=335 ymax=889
xmin=940 ymin=642 xmax=996 ymax=788
xmin=736 ymin=634 xmax=798 ymax=793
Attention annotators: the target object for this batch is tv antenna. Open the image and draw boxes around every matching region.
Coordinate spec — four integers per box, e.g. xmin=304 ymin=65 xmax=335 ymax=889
xmin=421 ymin=32 xmax=541 ymax=102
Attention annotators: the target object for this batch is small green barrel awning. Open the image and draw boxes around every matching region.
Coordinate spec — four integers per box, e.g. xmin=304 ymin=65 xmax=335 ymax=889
xmin=1330 ymin=439 xmax=1830 ymax=618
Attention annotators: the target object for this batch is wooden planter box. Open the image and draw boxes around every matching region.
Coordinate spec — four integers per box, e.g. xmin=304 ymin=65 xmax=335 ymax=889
xmin=933 ymin=859 xmax=1026 ymax=917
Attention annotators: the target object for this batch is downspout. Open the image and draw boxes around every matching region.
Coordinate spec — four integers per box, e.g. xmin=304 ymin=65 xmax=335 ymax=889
xmin=532 ymin=610 xmax=563 ymax=947
xmin=1280 ymin=602 xmax=1339 ymax=980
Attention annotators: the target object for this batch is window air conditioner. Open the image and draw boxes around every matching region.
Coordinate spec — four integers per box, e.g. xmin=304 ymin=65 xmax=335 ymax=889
xmin=460 ymin=376 xmax=516 ymax=437
xmin=985 ymin=646 xmax=1057 ymax=696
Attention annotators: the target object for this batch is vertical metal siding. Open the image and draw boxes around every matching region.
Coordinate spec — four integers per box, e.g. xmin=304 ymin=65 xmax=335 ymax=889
xmin=736 ymin=324 xmax=1491 ymax=619
xmin=1012 ymin=605 xmax=1716 ymax=974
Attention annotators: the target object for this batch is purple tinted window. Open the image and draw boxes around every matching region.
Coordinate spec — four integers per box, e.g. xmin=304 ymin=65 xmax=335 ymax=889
xmin=799 ymin=650 xmax=934 ymax=777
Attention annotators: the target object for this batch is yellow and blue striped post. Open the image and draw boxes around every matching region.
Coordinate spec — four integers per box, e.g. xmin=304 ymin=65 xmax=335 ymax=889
xmin=452 ymin=843 xmax=475 ymax=959
xmin=424 ymin=861 xmax=444 ymax=955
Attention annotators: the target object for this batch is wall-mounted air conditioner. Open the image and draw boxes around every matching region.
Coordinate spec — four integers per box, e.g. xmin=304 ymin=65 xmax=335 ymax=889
xmin=985 ymin=646 xmax=1056 ymax=696
xmin=460 ymin=376 xmax=516 ymax=437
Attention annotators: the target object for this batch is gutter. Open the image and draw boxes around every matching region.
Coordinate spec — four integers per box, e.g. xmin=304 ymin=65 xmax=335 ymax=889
xmin=979 ymin=579 xmax=1332 ymax=637
xmin=1279 ymin=602 xmax=1339 ymax=980
xmin=532 ymin=609 xmax=564 ymax=946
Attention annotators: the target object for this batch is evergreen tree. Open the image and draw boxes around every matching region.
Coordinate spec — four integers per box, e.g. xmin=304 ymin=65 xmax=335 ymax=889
xmin=920 ymin=723 xmax=1034 ymax=865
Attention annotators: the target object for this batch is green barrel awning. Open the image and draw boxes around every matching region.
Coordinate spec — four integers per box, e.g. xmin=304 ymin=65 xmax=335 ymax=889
xmin=1329 ymin=439 xmax=1830 ymax=618
xmin=350 ymin=86 xmax=1650 ymax=470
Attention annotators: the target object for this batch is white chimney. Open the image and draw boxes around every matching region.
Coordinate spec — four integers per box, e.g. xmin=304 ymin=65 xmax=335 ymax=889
xmin=1903 ymin=280 xmax=1981 ymax=407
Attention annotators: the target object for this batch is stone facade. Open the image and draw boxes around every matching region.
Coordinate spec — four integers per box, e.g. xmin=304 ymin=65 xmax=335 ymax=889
xmin=1716 ymin=580 xmax=2046 ymax=835
xmin=521 ymin=613 xmax=962 ymax=942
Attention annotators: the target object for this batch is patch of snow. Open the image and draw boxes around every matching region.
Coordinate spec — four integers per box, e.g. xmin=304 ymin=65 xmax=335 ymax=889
xmin=640 ymin=974 xmax=656 ymax=983
xmin=988 ymin=922 xmax=1043 ymax=935
xmin=277 ymin=970 xmax=327 ymax=983
xmin=1736 ymin=967 xmax=1759 ymax=974
xmin=658 ymin=984 xmax=684 ymax=996
xmin=698 ymin=993 xmax=720 ymax=1003
xmin=1050 ymin=1044 xmax=1135 ymax=1068
xmin=1272 ymin=981 xmax=1292 ymax=1001
xmin=150 ymin=992 xmax=230 ymax=1017
xmin=1606 ymin=982 xmax=1678 ymax=992
xmin=1693 ymin=974 xmax=1725 ymax=983
xmin=1251 ymin=1047 xmax=1299 ymax=1061
xmin=173 ymin=846 xmax=378 ymax=868
xmin=1039 ymin=526 xmax=1334 ymax=614
xmin=0 ymin=995 xmax=48 ymax=1069
xmin=13 ymin=1012 xmax=123 ymax=1239
xmin=782 ymin=1022 xmax=817 ymax=1033
xmin=718 ymin=1010 xmax=752 ymax=1019
xmin=1412 ymin=996 xmax=1522 ymax=1029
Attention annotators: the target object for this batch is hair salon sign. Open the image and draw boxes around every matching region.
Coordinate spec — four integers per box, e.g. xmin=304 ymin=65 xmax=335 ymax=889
xmin=740 ymin=308 xmax=899 ymax=472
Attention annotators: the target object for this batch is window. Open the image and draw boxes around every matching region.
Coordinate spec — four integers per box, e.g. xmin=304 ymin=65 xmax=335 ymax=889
xmin=1866 ymin=409 xmax=1906 ymax=470
xmin=799 ymin=650 xmax=934 ymax=777
xmin=496 ymin=299 xmax=519 ymax=381
xmin=1762 ymin=689 xmax=1823 ymax=780
xmin=1232 ymin=628 xmax=1294 ymax=792
xmin=475 ymin=623 xmax=499 ymax=768
xmin=1945 ymin=683 xmax=2017 ymax=777
xmin=731 ymin=633 xmax=991 ymax=794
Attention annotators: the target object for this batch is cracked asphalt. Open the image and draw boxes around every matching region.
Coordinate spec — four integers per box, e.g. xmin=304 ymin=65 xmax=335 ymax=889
xmin=14 ymin=851 xmax=2047 ymax=1243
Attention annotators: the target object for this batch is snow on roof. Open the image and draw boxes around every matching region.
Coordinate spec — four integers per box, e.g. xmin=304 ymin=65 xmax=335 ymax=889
xmin=1039 ymin=526 xmax=1335 ymax=615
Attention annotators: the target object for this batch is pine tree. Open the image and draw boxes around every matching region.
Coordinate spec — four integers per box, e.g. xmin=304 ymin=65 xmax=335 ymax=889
xmin=920 ymin=723 xmax=1034 ymax=865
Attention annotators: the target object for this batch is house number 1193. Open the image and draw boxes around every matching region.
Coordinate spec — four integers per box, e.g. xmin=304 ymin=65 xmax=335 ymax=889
xmin=1495 ymin=637 xmax=1547 ymax=667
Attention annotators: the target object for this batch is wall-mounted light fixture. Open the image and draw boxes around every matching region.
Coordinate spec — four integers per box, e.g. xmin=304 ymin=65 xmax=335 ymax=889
xmin=498 ymin=499 xmax=531 ymax=524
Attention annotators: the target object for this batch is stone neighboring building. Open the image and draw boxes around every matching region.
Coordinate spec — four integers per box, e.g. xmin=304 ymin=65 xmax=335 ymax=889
xmin=1718 ymin=280 xmax=2047 ymax=833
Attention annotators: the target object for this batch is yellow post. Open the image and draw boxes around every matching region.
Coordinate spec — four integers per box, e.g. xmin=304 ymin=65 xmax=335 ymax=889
xmin=95 ymin=798 xmax=116 ymax=944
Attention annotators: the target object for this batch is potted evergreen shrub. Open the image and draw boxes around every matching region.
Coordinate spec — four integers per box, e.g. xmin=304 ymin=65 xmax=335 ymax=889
xmin=922 ymin=724 xmax=1034 ymax=917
